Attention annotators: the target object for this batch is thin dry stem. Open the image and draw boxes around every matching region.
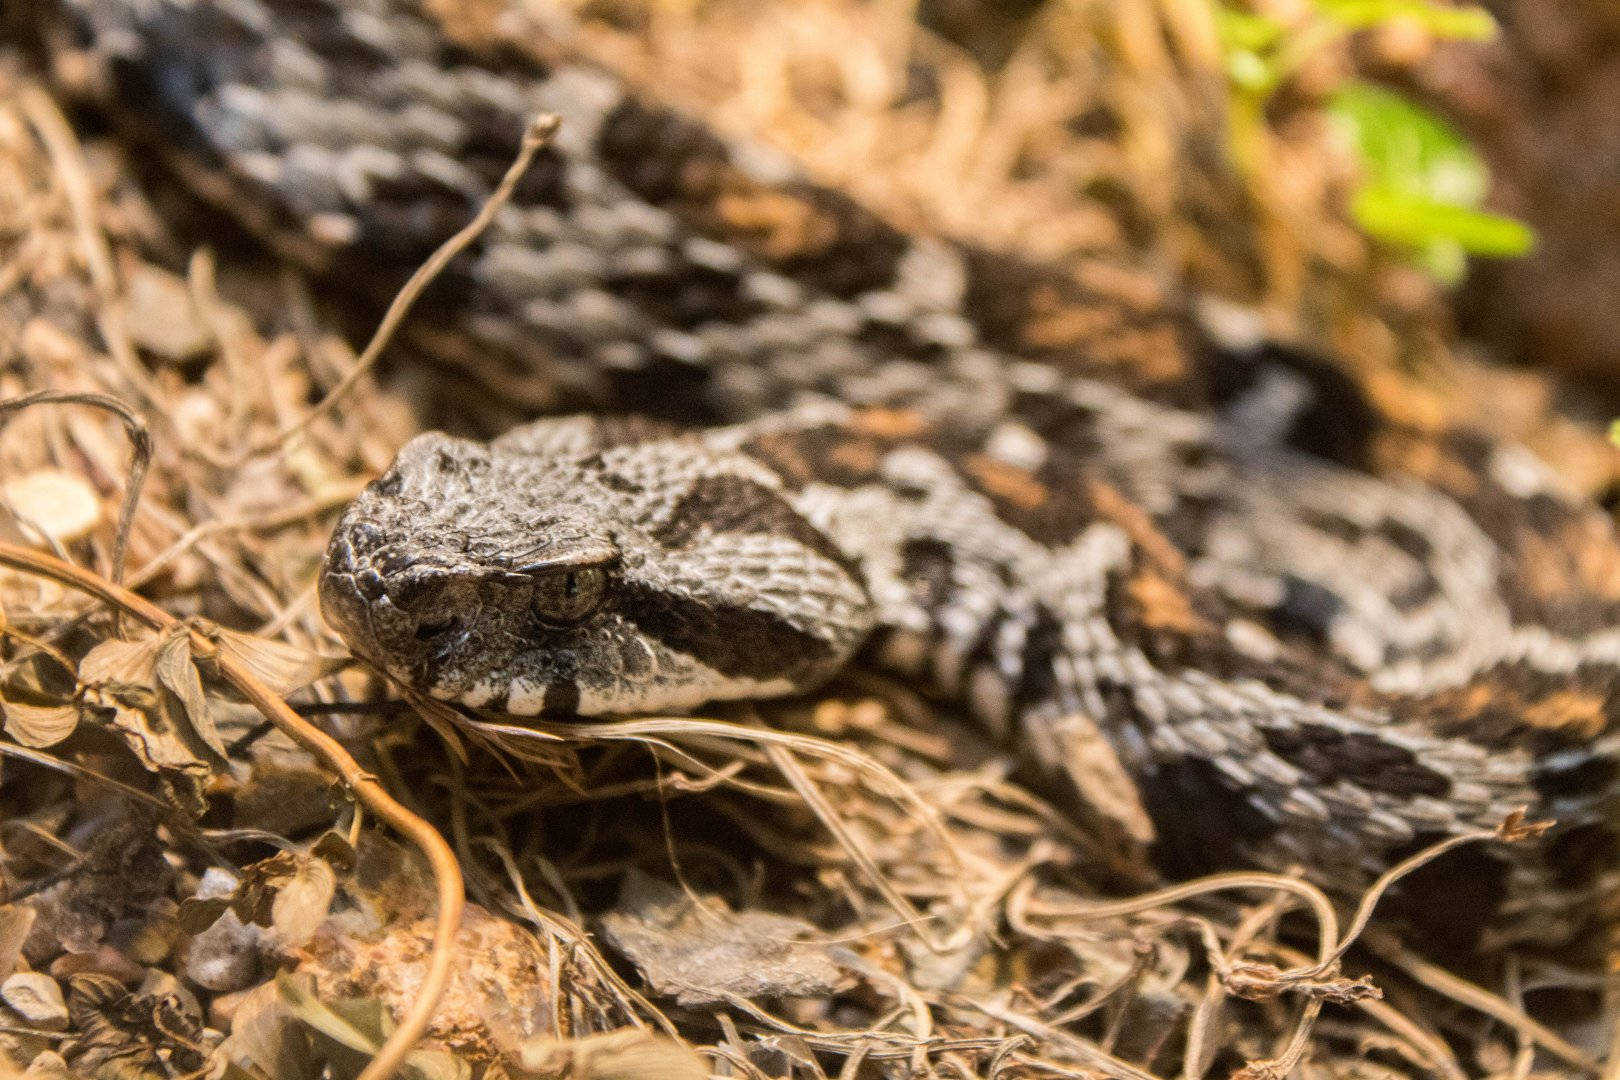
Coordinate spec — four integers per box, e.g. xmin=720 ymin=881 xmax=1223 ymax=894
xmin=1305 ymin=816 xmax=1545 ymax=977
xmin=471 ymin=714 xmax=968 ymax=882
xmin=1016 ymin=870 xmax=1341 ymax=966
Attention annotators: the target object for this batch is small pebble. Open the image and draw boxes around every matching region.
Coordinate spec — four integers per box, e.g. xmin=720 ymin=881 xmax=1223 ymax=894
xmin=2 ymin=972 xmax=67 ymax=1028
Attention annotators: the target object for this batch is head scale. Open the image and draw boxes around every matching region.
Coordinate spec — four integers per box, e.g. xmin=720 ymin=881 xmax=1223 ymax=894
xmin=319 ymin=422 xmax=875 ymax=715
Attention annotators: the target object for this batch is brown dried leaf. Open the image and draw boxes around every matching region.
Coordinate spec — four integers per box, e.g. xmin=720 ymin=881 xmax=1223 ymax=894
xmin=597 ymin=871 xmax=847 ymax=1006
xmin=233 ymin=853 xmax=298 ymax=929
xmin=221 ymin=980 xmax=319 ymax=1080
xmin=176 ymin=897 xmax=232 ymax=936
xmin=310 ymin=831 xmax=358 ymax=875
xmin=517 ymin=1030 xmax=708 ymax=1080
xmin=1 ymin=695 xmax=80 ymax=748
xmin=1 ymin=468 xmax=102 ymax=544
xmin=227 ymin=847 xmax=342 ymax=946
xmin=100 ymin=694 xmax=208 ymax=776
xmin=269 ymin=855 xmax=337 ymax=949
xmin=153 ymin=628 xmax=227 ymax=760
xmin=124 ymin=261 xmax=212 ymax=363
xmin=207 ymin=625 xmax=345 ymax=696
xmin=80 ymin=634 xmax=213 ymax=777
xmin=79 ymin=636 xmax=161 ymax=687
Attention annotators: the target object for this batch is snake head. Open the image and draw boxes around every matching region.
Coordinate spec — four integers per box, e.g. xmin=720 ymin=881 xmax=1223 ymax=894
xmin=319 ymin=422 xmax=875 ymax=716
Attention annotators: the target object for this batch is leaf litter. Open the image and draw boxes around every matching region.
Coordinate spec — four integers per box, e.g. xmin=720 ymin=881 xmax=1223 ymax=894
xmin=0 ymin=5 xmax=1611 ymax=1080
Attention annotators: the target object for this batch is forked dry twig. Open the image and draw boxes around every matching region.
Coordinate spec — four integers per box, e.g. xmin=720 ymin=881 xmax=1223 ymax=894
xmin=243 ymin=114 xmax=562 ymax=461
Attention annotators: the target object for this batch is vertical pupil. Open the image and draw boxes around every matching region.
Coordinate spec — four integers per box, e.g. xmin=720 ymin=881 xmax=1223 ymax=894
xmin=533 ymin=568 xmax=601 ymax=623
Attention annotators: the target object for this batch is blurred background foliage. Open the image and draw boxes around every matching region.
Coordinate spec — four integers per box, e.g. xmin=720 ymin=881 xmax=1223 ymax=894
xmin=1215 ymin=0 xmax=1533 ymax=283
xmin=563 ymin=0 xmax=1620 ymax=486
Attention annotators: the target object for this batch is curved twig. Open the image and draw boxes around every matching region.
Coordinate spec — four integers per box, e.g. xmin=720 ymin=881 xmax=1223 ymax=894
xmin=0 ymin=541 xmax=463 ymax=1080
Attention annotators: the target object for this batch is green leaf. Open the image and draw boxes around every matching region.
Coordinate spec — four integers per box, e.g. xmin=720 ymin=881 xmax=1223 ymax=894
xmin=1216 ymin=7 xmax=1287 ymax=52
xmin=1313 ymin=0 xmax=1497 ymax=39
xmin=1329 ymin=82 xmax=1487 ymax=202
xmin=1216 ymin=8 xmax=1289 ymax=93
xmin=1330 ymin=82 xmax=1535 ymax=274
xmin=1349 ymin=187 xmax=1535 ymax=256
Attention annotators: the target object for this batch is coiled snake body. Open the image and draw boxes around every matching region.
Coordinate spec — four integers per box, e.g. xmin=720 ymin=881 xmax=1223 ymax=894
xmin=33 ymin=0 xmax=1620 ymax=951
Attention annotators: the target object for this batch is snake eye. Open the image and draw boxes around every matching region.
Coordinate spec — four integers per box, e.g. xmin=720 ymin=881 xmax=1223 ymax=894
xmin=531 ymin=566 xmax=608 ymax=625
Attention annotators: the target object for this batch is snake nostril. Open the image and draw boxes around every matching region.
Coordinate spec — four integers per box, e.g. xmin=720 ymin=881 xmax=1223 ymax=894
xmin=355 ymin=570 xmax=386 ymax=601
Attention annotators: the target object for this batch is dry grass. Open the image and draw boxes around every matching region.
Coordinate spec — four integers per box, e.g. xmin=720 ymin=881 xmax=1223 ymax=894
xmin=0 ymin=4 xmax=1612 ymax=1078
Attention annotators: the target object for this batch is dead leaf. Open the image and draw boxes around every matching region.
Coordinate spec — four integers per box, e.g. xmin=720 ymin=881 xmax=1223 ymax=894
xmin=206 ymin=625 xmax=345 ymax=696
xmin=79 ymin=633 xmax=216 ymax=778
xmin=1 ymin=468 xmax=101 ymax=544
xmin=1 ymin=693 xmax=80 ymax=748
xmin=124 ymin=261 xmax=212 ymax=363
xmin=269 ymin=855 xmax=337 ymax=948
xmin=517 ymin=1030 xmax=708 ymax=1080
xmin=309 ymin=831 xmax=357 ymax=875
xmin=217 ymin=844 xmax=346 ymax=948
xmin=78 ymin=636 xmax=161 ymax=687
xmin=176 ymin=897 xmax=232 ymax=936
xmin=231 ymin=853 xmax=301 ymax=930
xmin=597 ymin=871 xmax=848 ymax=1007
xmin=154 ymin=629 xmax=228 ymax=759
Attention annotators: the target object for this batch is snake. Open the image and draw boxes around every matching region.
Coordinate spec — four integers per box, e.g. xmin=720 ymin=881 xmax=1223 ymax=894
xmin=25 ymin=0 xmax=1620 ymax=955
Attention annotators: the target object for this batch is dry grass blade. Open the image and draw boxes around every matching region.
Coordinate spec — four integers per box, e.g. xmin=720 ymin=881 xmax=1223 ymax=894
xmin=1269 ymin=941 xmax=1468 ymax=1080
xmin=469 ymin=714 xmax=969 ymax=894
xmin=0 ymin=540 xmax=463 ymax=1080
xmin=762 ymin=741 xmax=945 ymax=952
xmin=1016 ymin=871 xmax=1341 ymax=967
xmin=1362 ymin=929 xmax=1599 ymax=1073
xmin=1300 ymin=812 xmax=1553 ymax=978
xmin=17 ymin=84 xmax=156 ymax=409
xmin=0 ymin=741 xmax=172 ymax=815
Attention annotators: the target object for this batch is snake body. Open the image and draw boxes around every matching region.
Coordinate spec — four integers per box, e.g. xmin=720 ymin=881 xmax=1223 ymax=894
xmin=32 ymin=0 xmax=1620 ymax=950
